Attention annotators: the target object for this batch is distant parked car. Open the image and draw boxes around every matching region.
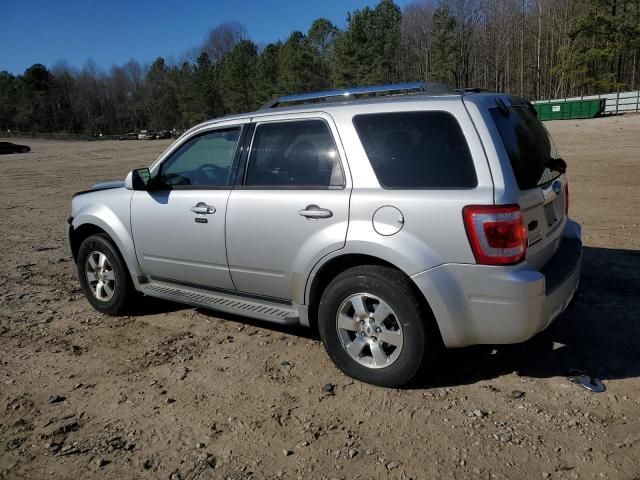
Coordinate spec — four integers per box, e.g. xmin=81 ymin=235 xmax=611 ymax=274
xmin=0 ymin=141 xmax=30 ymax=154
xmin=119 ymin=132 xmax=138 ymax=141
xmin=137 ymin=130 xmax=148 ymax=140
xmin=144 ymin=132 xmax=156 ymax=140
xmin=155 ymin=130 xmax=171 ymax=139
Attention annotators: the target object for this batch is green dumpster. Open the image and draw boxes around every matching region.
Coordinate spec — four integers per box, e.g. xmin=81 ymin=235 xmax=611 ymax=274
xmin=534 ymin=99 xmax=605 ymax=121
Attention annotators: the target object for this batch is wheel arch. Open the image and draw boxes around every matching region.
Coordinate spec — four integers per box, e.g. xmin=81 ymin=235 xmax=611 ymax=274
xmin=70 ymin=214 xmax=143 ymax=289
xmin=69 ymin=223 xmax=107 ymax=261
xmin=305 ymin=253 xmax=441 ymax=343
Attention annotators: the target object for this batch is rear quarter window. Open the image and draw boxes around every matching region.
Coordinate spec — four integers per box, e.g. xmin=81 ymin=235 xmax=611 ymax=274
xmin=353 ymin=111 xmax=477 ymax=189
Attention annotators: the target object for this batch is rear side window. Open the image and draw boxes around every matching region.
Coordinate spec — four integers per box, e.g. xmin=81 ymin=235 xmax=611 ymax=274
xmin=353 ymin=111 xmax=477 ymax=189
xmin=490 ymin=105 xmax=560 ymax=190
xmin=244 ymin=120 xmax=344 ymax=188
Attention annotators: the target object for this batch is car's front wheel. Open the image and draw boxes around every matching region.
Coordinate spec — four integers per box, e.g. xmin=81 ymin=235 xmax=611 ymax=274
xmin=318 ymin=266 xmax=439 ymax=387
xmin=77 ymin=233 xmax=134 ymax=315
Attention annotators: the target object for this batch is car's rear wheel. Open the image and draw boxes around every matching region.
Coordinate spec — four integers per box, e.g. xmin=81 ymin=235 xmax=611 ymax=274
xmin=77 ymin=233 xmax=134 ymax=315
xmin=318 ymin=265 xmax=439 ymax=387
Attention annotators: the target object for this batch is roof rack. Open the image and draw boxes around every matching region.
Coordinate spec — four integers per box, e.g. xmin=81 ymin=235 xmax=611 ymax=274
xmin=261 ymin=82 xmax=451 ymax=109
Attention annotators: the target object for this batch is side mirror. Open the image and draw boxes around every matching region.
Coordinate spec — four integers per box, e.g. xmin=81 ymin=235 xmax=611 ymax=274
xmin=124 ymin=168 xmax=151 ymax=190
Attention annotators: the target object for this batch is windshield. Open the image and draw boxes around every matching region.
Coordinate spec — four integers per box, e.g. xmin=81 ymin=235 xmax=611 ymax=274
xmin=490 ymin=105 xmax=562 ymax=190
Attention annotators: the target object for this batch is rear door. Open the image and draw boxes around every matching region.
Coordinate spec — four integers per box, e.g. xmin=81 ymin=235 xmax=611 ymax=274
xmin=488 ymin=98 xmax=567 ymax=268
xmin=225 ymin=113 xmax=351 ymax=300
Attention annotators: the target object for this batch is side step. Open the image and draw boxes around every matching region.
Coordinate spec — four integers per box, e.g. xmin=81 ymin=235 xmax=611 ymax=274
xmin=141 ymin=280 xmax=300 ymax=325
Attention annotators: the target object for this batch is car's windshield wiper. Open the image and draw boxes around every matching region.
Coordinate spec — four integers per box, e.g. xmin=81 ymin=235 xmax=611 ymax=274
xmin=546 ymin=157 xmax=567 ymax=174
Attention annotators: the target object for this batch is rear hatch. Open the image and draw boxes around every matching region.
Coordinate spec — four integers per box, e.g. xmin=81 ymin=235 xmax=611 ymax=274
xmin=489 ymin=97 xmax=568 ymax=270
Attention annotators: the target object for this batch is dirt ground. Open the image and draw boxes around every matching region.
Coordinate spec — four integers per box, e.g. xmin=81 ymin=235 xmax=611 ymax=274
xmin=0 ymin=114 xmax=639 ymax=480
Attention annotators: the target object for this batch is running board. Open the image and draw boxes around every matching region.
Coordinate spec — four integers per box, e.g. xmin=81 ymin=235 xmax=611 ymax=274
xmin=141 ymin=280 xmax=300 ymax=325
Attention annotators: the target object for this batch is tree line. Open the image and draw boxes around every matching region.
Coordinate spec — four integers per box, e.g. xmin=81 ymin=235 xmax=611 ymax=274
xmin=1 ymin=0 xmax=639 ymax=135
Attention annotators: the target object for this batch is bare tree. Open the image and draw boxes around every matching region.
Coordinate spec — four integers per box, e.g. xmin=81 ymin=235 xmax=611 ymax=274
xmin=400 ymin=2 xmax=437 ymax=81
xmin=201 ymin=21 xmax=248 ymax=63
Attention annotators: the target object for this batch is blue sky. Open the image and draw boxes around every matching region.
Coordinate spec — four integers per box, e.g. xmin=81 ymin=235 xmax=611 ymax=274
xmin=1 ymin=0 xmax=413 ymax=75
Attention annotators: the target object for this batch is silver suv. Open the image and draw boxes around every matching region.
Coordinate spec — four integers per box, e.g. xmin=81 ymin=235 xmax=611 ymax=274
xmin=68 ymin=83 xmax=582 ymax=387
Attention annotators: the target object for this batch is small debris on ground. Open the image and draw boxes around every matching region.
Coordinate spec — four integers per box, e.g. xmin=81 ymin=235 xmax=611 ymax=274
xmin=569 ymin=375 xmax=606 ymax=393
xmin=509 ymin=390 xmax=525 ymax=399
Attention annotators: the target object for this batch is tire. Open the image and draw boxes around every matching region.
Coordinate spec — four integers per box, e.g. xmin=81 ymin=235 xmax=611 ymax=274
xmin=318 ymin=266 xmax=439 ymax=388
xmin=76 ymin=233 xmax=134 ymax=315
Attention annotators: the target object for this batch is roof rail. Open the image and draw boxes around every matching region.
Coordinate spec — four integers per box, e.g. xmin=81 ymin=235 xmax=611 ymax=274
xmin=456 ymin=87 xmax=492 ymax=93
xmin=261 ymin=82 xmax=451 ymax=109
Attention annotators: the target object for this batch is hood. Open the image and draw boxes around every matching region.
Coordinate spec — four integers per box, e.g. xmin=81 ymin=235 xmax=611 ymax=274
xmin=91 ymin=180 xmax=125 ymax=190
xmin=73 ymin=179 xmax=125 ymax=198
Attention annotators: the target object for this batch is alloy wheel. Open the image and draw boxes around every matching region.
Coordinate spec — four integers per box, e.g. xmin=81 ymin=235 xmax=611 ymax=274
xmin=336 ymin=293 xmax=404 ymax=369
xmin=84 ymin=251 xmax=116 ymax=302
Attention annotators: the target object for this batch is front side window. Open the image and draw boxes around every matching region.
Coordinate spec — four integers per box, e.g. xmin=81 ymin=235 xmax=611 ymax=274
xmin=244 ymin=120 xmax=344 ymax=188
xmin=353 ymin=111 xmax=477 ymax=189
xmin=158 ymin=128 xmax=241 ymax=188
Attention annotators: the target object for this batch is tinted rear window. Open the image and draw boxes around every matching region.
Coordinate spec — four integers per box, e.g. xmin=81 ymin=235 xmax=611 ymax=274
xmin=490 ymin=105 xmax=560 ymax=190
xmin=353 ymin=111 xmax=477 ymax=189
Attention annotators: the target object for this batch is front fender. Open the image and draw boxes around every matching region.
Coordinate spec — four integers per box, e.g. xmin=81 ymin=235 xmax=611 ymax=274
xmin=71 ymin=190 xmax=143 ymax=289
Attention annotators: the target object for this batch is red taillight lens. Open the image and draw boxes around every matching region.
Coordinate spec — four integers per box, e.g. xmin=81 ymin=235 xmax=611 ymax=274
xmin=463 ymin=205 xmax=526 ymax=265
xmin=564 ymin=183 xmax=569 ymax=215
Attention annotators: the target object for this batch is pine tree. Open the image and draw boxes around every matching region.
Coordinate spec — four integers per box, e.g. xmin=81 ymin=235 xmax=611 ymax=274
xmin=566 ymin=0 xmax=640 ymax=91
xmin=431 ymin=5 xmax=457 ymax=85
xmin=0 ymin=72 xmax=18 ymax=131
xmin=307 ymin=19 xmax=338 ymax=88
xmin=333 ymin=0 xmax=402 ymax=87
xmin=255 ymin=43 xmax=282 ymax=105
xmin=218 ymin=40 xmax=258 ymax=113
xmin=278 ymin=32 xmax=325 ymax=94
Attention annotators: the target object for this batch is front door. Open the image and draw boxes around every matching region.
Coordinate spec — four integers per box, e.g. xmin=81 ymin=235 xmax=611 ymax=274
xmin=131 ymin=124 xmax=245 ymax=289
xmin=226 ymin=116 xmax=351 ymax=300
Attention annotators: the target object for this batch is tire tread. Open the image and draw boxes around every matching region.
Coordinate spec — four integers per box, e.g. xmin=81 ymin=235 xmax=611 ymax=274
xmin=77 ymin=233 xmax=135 ymax=315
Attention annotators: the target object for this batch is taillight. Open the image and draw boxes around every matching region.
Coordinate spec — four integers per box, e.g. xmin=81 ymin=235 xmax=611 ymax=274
xmin=564 ymin=182 xmax=569 ymax=215
xmin=462 ymin=205 xmax=526 ymax=265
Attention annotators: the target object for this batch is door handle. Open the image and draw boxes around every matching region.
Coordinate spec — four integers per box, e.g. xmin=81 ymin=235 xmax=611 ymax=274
xmin=191 ymin=202 xmax=216 ymax=215
xmin=298 ymin=204 xmax=333 ymax=219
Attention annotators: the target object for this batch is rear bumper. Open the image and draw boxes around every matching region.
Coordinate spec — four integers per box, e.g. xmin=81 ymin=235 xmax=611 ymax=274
xmin=412 ymin=220 xmax=582 ymax=348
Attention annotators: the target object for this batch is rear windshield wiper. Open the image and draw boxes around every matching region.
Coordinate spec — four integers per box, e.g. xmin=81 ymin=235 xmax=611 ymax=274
xmin=546 ymin=157 xmax=567 ymax=174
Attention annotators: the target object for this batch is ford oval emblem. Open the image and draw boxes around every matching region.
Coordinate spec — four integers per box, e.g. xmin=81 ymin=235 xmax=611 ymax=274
xmin=552 ymin=180 xmax=562 ymax=195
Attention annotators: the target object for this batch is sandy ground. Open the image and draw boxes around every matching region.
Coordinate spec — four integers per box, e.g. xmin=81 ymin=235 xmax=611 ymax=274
xmin=0 ymin=115 xmax=639 ymax=480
